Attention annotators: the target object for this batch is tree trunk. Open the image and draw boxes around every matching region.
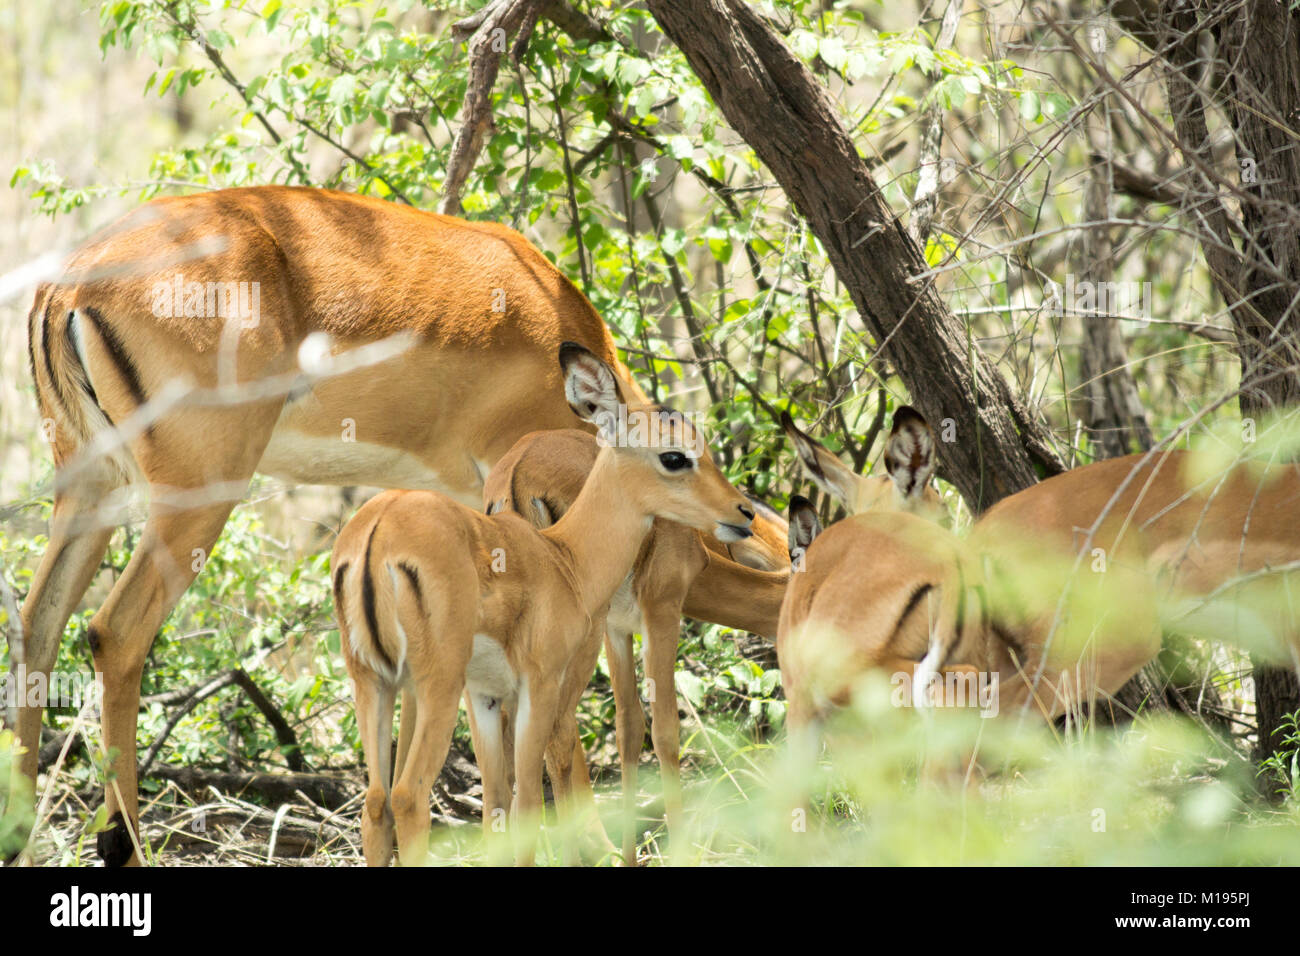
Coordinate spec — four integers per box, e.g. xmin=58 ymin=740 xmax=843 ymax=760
xmin=645 ymin=0 xmax=1064 ymax=512
xmin=1155 ymin=2 xmax=1300 ymax=775
xmin=1078 ymin=108 xmax=1153 ymax=458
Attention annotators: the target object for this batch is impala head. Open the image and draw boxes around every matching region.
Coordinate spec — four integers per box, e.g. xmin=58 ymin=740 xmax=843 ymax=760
xmin=559 ymin=342 xmax=754 ymax=543
xmin=781 ymin=406 xmax=944 ymax=522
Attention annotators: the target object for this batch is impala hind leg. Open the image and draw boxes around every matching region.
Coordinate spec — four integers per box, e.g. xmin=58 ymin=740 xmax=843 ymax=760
xmin=511 ymin=680 xmax=562 ymax=866
xmin=91 ymin=497 xmax=244 ymax=865
xmin=542 ymin=715 xmax=581 ymax=866
xmin=354 ymin=675 xmax=397 ymax=866
xmin=10 ymin=462 xmax=120 ymax=845
xmin=604 ymin=626 xmax=644 ymax=864
xmin=549 ymin=729 xmax=617 ymax=863
xmin=390 ymin=674 xmax=465 ymax=866
xmin=468 ymin=691 xmax=512 ymax=863
xmin=395 ymin=687 xmax=416 ymax=782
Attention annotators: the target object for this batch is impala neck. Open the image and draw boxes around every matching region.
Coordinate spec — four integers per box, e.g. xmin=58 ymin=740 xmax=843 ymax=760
xmin=545 ymin=446 xmax=655 ymax=616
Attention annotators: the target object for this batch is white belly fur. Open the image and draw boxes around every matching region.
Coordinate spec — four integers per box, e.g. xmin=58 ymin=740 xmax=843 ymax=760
xmin=465 ymin=634 xmax=518 ymax=701
xmin=258 ymin=427 xmax=455 ymax=494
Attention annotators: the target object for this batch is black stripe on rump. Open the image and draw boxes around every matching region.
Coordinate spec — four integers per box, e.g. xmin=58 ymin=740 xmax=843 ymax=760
xmin=397 ymin=561 xmax=427 ymax=618
xmin=81 ymin=307 xmax=148 ymax=408
xmin=26 ymin=296 xmax=41 ymax=393
xmin=332 ymin=560 xmax=351 ymax=633
xmin=361 ymin=523 xmax=395 ymax=675
xmin=39 ymin=302 xmax=72 ymax=421
xmin=896 ymin=582 xmax=934 ymax=635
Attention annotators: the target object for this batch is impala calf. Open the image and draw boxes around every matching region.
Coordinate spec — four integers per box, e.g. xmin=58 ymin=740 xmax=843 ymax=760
xmin=953 ymin=448 xmax=1300 ymax=720
xmin=778 ymin=404 xmax=959 ymax=727
xmin=481 ymin=428 xmax=789 ymax=863
xmin=780 ymin=498 xmax=980 ymax=733
xmin=333 ymin=343 xmax=755 ymax=865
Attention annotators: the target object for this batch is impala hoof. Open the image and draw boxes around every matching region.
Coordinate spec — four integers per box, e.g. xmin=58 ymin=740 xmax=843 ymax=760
xmin=96 ymin=811 xmax=136 ymax=867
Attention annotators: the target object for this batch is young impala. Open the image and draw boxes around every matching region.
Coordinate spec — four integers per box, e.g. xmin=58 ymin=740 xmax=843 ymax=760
xmin=781 ymin=404 xmax=1300 ymax=744
xmin=479 ymin=428 xmax=790 ymax=863
xmin=10 ymin=185 xmax=786 ymax=865
xmin=332 ymin=343 xmax=756 ymax=865
xmin=777 ymin=406 xmax=960 ymax=732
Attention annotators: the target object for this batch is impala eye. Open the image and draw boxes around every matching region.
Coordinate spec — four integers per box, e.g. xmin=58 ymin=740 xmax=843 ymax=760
xmin=658 ymin=451 xmax=692 ymax=472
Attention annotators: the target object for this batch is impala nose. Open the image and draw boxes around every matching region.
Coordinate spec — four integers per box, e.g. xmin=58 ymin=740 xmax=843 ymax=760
xmin=738 ymin=503 xmax=755 ymax=522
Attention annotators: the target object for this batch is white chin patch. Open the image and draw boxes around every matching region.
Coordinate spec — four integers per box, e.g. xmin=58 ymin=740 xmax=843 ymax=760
xmin=714 ymin=523 xmax=751 ymax=544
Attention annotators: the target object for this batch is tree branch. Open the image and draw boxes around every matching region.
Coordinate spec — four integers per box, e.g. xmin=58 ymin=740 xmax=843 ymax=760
xmin=441 ymin=0 xmax=546 ymax=215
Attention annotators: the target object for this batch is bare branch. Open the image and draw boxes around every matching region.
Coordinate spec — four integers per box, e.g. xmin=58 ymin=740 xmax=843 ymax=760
xmin=909 ymin=0 xmax=961 ymax=244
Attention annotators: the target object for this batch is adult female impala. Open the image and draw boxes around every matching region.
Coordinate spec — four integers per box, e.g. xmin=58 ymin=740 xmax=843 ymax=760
xmin=334 ymin=343 xmax=755 ymax=865
xmin=481 ymin=428 xmax=789 ymax=863
xmin=11 ymin=185 xmax=785 ymax=865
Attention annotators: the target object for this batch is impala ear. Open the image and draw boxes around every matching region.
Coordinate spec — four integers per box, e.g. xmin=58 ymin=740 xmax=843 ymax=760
xmin=780 ymin=411 xmax=859 ymax=506
xmin=787 ymin=494 xmax=822 ymax=568
xmin=559 ymin=342 xmax=624 ymax=431
xmin=883 ymin=405 xmax=936 ymax=501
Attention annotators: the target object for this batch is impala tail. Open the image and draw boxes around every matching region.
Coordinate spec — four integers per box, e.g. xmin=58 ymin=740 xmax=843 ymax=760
xmin=27 ymin=283 xmax=140 ymax=485
xmin=335 ymin=508 xmax=413 ymax=688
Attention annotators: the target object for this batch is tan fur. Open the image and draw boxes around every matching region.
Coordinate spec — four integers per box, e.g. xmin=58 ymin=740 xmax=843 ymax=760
xmin=13 ymin=186 xmax=786 ymax=865
xmin=778 ymin=511 xmax=963 ymax=728
xmin=335 ymin=346 xmax=755 ymax=865
xmin=960 ymin=449 xmax=1300 ymax=718
xmin=477 ymin=428 xmax=789 ymax=863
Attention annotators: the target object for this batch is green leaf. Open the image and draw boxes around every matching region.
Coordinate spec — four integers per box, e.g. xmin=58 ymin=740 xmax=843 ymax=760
xmin=666 ymin=135 xmax=693 ymax=162
xmin=267 ymin=76 xmax=289 ymax=110
xmin=675 ymin=671 xmax=705 ymax=707
xmin=790 ymin=30 xmax=818 ymax=61
xmin=368 ymin=79 xmax=391 ymax=107
xmin=1043 ymin=92 xmax=1072 ymax=120
xmin=1019 ymin=90 xmax=1041 ymax=122
xmin=707 ymin=235 xmax=733 ymax=263
xmin=84 ymin=803 xmax=110 ymax=836
xmin=819 ymin=35 xmax=847 ymax=72
xmin=157 ymin=67 xmax=176 ymax=97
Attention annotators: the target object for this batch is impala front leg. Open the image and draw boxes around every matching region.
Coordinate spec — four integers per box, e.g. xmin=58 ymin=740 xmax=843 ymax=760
xmin=604 ymin=627 xmax=644 ymax=864
xmin=642 ymin=599 xmax=687 ymax=845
